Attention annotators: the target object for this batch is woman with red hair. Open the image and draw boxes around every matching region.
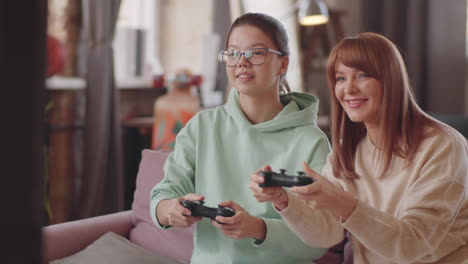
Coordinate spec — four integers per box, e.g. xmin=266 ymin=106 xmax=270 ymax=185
xmin=251 ymin=32 xmax=468 ymax=263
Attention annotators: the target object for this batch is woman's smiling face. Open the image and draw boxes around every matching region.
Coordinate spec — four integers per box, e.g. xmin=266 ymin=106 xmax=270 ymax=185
xmin=334 ymin=61 xmax=383 ymax=127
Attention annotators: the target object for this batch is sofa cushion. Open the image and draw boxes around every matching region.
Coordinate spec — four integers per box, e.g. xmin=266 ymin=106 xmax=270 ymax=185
xmin=130 ymin=149 xmax=194 ymax=264
xmin=51 ymin=232 xmax=183 ymax=264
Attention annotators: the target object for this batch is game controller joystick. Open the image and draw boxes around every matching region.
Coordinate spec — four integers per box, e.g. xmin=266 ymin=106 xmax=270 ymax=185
xmin=259 ymin=169 xmax=314 ymax=187
xmin=180 ymin=200 xmax=235 ymax=223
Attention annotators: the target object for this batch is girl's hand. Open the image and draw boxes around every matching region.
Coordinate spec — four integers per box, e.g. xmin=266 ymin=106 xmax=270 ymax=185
xmin=210 ymin=200 xmax=266 ymax=241
xmin=249 ymin=165 xmax=289 ymax=210
xmin=291 ymin=162 xmax=357 ymax=220
xmin=156 ymin=193 xmax=204 ymax=227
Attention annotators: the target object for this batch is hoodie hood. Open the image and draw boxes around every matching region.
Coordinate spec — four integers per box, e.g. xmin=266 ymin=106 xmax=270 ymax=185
xmin=225 ymin=89 xmax=320 ymax=132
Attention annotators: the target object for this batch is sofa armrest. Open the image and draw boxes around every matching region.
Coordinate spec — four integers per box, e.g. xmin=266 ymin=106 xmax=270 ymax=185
xmin=42 ymin=210 xmax=133 ymax=263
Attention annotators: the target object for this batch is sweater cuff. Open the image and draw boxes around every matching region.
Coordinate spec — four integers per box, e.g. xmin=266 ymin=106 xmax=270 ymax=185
xmin=252 ymin=217 xmax=281 ymax=248
xmin=252 ymin=217 xmax=328 ymax=260
xmin=150 ymin=195 xmax=177 ymax=229
xmin=341 ymin=199 xmax=377 ymax=233
xmin=277 ymin=190 xmax=345 ymax=248
xmin=277 ymin=190 xmax=309 ymax=223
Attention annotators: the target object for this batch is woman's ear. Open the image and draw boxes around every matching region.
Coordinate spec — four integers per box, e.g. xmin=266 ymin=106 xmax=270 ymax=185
xmin=278 ymin=56 xmax=289 ymax=76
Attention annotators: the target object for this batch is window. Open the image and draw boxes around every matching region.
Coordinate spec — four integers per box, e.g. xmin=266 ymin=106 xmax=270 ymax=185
xmin=113 ymin=0 xmax=161 ymax=87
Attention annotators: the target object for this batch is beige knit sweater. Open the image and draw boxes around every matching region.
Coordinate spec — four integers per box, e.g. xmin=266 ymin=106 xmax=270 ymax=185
xmin=279 ymin=127 xmax=468 ymax=263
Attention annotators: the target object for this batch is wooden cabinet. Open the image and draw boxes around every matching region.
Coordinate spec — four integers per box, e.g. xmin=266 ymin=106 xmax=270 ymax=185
xmin=46 ymin=81 xmax=85 ymax=224
xmin=46 ymin=90 xmax=82 ymax=224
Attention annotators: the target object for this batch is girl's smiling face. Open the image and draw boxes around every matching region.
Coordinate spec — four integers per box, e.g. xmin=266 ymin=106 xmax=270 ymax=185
xmin=225 ymin=25 xmax=287 ymax=98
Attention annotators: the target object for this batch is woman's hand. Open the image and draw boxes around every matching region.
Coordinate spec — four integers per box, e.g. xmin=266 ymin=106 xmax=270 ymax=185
xmin=211 ymin=200 xmax=266 ymax=241
xmin=156 ymin=193 xmax=204 ymax=227
xmin=291 ymin=162 xmax=357 ymax=220
xmin=249 ymin=165 xmax=289 ymax=211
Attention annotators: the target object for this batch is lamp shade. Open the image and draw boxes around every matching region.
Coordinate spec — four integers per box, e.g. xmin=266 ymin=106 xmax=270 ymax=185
xmin=298 ymin=0 xmax=329 ymax=26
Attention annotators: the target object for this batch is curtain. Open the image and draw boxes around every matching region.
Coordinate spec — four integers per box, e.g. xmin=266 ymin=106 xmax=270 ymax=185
xmin=79 ymin=0 xmax=123 ymax=218
xmin=361 ymin=0 xmax=427 ymax=104
xmin=361 ymin=0 xmax=467 ymax=114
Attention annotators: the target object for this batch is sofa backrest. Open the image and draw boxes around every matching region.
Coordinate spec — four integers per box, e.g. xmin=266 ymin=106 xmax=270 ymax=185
xmin=129 ymin=149 xmax=194 ymax=263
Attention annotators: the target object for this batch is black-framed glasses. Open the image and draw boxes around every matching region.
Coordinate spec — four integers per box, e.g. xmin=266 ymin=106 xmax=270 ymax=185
xmin=219 ymin=48 xmax=285 ymax=67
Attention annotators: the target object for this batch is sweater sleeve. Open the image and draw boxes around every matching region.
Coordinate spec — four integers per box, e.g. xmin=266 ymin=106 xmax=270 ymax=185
xmin=254 ymin=137 xmax=341 ymax=260
xmin=254 ymin=216 xmax=329 ymax=261
xmin=342 ymin=134 xmax=468 ymax=263
xmin=275 ymin=149 xmax=345 ymax=249
xmin=278 ymin=190 xmax=345 ymax=248
xmin=150 ymin=117 xmax=198 ymax=229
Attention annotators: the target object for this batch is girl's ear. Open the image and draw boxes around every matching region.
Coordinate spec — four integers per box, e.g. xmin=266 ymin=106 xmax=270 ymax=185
xmin=278 ymin=56 xmax=289 ymax=76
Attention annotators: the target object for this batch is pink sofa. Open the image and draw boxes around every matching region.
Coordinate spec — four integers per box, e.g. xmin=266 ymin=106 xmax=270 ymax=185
xmin=42 ymin=150 xmax=195 ymax=264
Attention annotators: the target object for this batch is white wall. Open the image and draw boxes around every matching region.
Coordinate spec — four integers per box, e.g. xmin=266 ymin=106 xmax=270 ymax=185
xmin=160 ymin=0 xmax=214 ymax=75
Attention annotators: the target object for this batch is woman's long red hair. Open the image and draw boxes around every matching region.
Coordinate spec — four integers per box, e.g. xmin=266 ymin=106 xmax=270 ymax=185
xmin=327 ymin=32 xmax=443 ymax=179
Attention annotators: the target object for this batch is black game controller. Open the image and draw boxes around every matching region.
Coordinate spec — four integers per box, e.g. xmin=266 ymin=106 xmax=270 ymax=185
xmin=259 ymin=169 xmax=314 ymax=187
xmin=180 ymin=200 xmax=235 ymax=223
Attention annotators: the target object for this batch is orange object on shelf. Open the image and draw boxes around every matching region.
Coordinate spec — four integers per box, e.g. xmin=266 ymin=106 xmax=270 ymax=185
xmin=151 ymin=109 xmax=196 ymax=151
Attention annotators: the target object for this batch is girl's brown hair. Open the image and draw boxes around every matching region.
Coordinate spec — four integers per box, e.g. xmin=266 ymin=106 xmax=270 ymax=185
xmin=226 ymin=13 xmax=290 ymax=94
xmin=327 ymin=32 xmax=443 ymax=179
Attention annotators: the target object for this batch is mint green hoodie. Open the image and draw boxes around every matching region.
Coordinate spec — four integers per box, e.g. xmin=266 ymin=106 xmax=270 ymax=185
xmin=150 ymin=89 xmax=331 ymax=264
